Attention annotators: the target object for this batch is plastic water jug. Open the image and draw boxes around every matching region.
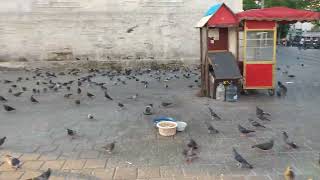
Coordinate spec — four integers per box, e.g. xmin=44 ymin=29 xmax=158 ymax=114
xmin=226 ymin=83 xmax=238 ymax=102
xmin=216 ymin=83 xmax=225 ymax=101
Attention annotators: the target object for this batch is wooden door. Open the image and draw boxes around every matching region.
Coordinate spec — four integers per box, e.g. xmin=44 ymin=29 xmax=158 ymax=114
xmin=208 ymin=28 xmax=229 ymax=51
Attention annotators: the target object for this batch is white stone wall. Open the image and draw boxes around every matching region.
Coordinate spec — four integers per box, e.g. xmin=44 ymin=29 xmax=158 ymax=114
xmin=0 ymin=0 xmax=242 ymax=63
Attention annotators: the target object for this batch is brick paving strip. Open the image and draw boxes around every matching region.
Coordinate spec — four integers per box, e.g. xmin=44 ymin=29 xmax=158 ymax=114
xmin=1 ymin=160 xmax=310 ymax=179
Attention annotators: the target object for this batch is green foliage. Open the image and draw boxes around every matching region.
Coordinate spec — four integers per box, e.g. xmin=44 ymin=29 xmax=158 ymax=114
xmin=243 ymin=0 xmax=260 ymax=10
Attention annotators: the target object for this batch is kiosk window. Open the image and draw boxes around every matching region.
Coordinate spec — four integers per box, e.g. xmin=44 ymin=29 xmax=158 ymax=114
xmin=245 ymin=31 xmax=274 ymax=61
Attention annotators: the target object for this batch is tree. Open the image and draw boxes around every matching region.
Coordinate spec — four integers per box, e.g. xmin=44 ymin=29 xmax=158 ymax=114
xmin=243 ymin=0 xmax=260 ymax=10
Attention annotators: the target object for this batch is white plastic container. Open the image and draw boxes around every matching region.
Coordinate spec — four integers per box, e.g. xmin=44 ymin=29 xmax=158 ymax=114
xmin=216 ymin=83 xmax=225 ymax=101
xmin=176 ymin=121 xmax=187 ymax=132
xmin=156 ymin=121 xmax=177 ymax=136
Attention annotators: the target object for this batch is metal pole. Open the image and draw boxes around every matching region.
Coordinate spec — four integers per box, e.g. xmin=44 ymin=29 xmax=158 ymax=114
xmin=261 ymin=0 xmax=265 ymax=8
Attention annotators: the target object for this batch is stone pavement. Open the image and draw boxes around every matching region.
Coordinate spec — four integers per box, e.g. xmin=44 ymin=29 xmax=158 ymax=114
xmin=0 ymin=47 xmax=320 ymax=179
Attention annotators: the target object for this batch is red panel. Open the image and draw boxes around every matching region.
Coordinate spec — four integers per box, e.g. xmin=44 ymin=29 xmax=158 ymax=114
xmin=207 ymin=5 xmax=238 ymax=27
xmin=237 ymin=7 xmax=320 ymax=22
xmin=245 ymin=64 xmax=273 ymax=87
xmin=208 ymin=28 xmax=228 ymax=51
xmin=246 ymin=20 xmax=276 ymax=29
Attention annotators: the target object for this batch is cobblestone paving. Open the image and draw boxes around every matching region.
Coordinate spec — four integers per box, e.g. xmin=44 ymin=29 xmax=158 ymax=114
xmin=0 ymin=47 xmax=320 ymax=179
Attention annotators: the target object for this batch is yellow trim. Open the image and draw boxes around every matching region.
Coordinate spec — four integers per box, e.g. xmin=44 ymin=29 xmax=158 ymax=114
xmin=273 ymin=25 xmax=277 ymax=88
xmin=245 ymin=61 xmax=274 ymax=64
xmin=243 ymin=21 xmax=247 ymax=88
xmin=246 ymin=29 xmax=274 ymax=31
xmin=208 ymin=50 xmax=228 ymax=53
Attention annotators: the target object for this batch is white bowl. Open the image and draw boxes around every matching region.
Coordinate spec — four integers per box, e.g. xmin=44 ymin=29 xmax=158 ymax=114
xmin=176 ymin=121 xmax=187 ymax=132
xmin=156 ymin=121 xmax=177 ymax=136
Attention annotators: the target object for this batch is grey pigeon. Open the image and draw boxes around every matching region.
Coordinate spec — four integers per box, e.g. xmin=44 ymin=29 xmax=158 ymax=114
xmin=205 ymin=122 xmax=219 ymax=134
xmin=0 ymin=95 xmax=7 ymax=102
xmin=0 ymin=137 xmax=6 ymax=147
xmin=161 ymin=101 xmax=172 ymax=107
xmin=257 ymin=114 xmax=271 ymax=121
xmin=87 ymin=92 xmax=95 ymax=98
xmin=187 ymin=139 xmax=198 ymax=150
xmin=104 ymin=91 xmax=113 ymax=100
xmin=208 ymin=107 xmax=221 ymax=120
xmin=118 ymin=102 xmax=124 ymax=108
xmin=3 ymin=104 xmax=15 ymax=112
xmin=282 ymin=131 xmax=298 ymax=149
xmin=30 ymin=95 xmax=39 ymax=103
xmin=4 ymin=155 xmax=21 ymax=169
xmin=256 ymin=107 xmax=270 ymax=116
xmin=232 ymin=148 xmax=253 ymax=169
xmin=278 ymin=81 xmax=287 ymax=96
xmin=75 ymin=99 xmax=80 ymax=105
xmin=103 ymin=141 xmax=116 ymax=153
xmin=26 ymin=168 xmax=51 ymax=180
xmin=252 ymin=139 xmax=274 ymax=150
xmin=238 ymin=125 xmax=255 ymax=136
xmin=13 ymin=92 xmax=23 ymax=97
xmin=182 ymin=147 xmax=198 ymax=163
xmin=77 ymin=87 xmax=81 ymax=94
xmin=248 ymin=118 xmax=266 ymax=128
xmin=66 ymin=128 xmax=76 ymax=137
xmin=64 ymin=93 xmax=72 ymax=98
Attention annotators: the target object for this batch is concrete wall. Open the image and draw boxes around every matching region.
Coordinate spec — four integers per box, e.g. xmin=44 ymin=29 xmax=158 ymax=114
xmin=0 ymin=0 xmax=242 ymax=64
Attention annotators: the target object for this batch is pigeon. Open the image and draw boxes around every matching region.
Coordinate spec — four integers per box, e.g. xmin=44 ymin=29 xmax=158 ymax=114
xmin=282 ymin=131 xmax=298 ymax=149
xmin=118 ymin=103 xmax=124 ymax=108
xmin=64 ymin=93 xmax=72 ymax=98
xmin=0 ymin=137 xmax=6 ymax=147
xmin=278 ymin=81 xmax=288 ymax=96
xmin=66 ymin=128 xmax=76 ymax=137
xmin=77 ymin=88 xmax=81 ymax=94
xmin=284 ymin=166 xmax=295 ymax=180
xmin=187 ymin=139 xmax=198 ymax=150
xmin=257 ymin=114 xmax=271 ymax=121
xmin=232 ymin=148 xmax=253 ymax=169
xmin=183 ymin=147 xmax=198 ymax=163
xmin=248 ymin=118 xmax=266 ymax=128
xmin=22 ymin=87 xmax=27 ymax=91
xmin=26 ymin=168 xmax=51 ymax=180
xmin=87 ymin=114 xmax=94 ymax=119
xmin=0 ymin=95 xmax=7 ymax=102
xmin=205 ymin=122 xmax=219 ymax=134
xmin=67 ymin=86 xmax=71 ymax=91
xmin=75 ymin=99 xmax=80 ymax=105
xmin=13 ymin=92 xmax=23 ymax=97
xmin=256 ymin=106 xmax=270 ymax=116
xmin=238 ymin=125 xmax=255 ymax=136
xmin=4 ymin=155 xmax=21 ymax=169
xmin=164 ymin=84 xmax=168 ymax=88
xmin=3 ymin=104 xmax=15 ymax=112
xmin=30 ymin=95 xmax=39 ymax=103
xmin=4 ymin=80 xmax=12 ymax=84
xmin=102 ymin=141 xmax=116 ymax=153
xmin=104 ymin=91 xmax=113 ymax=100
xmin=87 ymin=92 xmax=95 ymax=98
xmin=252 ymin=139 xmax=274 ymax=151
xmin=208 ymin=107 xmax=221 ymax=120
xmin=161 ymin=101 xmax=172 ymax=107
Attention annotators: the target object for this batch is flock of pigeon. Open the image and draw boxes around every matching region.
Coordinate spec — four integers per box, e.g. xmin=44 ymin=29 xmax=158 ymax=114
xmin=0 ymin=67 xmax=199 ymax=179
xmin=0 ymin=65 xmax=315 ymax=180
xmin=182 ymin=106 xmax=314 ymax=179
